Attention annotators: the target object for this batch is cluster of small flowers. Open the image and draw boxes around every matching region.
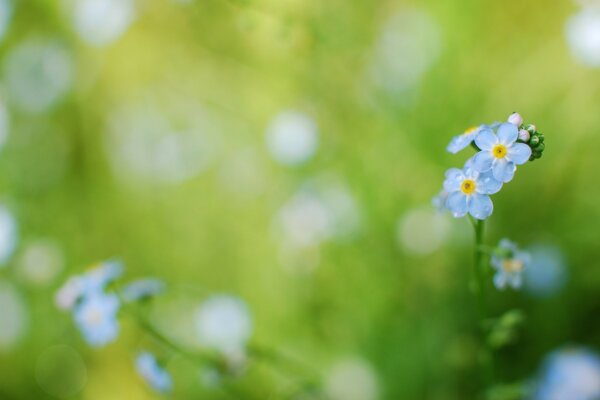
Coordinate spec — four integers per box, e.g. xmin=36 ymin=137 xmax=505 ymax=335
xmin=436 ymin=112 xmax=544 ymax=220
xmin=55 ymin=261 xmax=169 ymax=392
xmin=55 ymin=260 xmax=123 ymax=346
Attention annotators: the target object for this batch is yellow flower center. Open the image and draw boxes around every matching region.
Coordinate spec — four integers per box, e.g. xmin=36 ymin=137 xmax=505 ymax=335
xmin=492 ymin=144 xmax=507 ymax=159
xmin=460 ymin=179 xmax=476 ymax=195
xmin=502 ymin=259 xmax=524 ymax=273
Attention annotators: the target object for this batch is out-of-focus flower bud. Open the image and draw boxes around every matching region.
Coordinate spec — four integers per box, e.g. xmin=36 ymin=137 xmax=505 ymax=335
xmin=518 ymin=129 xmax=530 ymax=142
xmin=508 ymin=112 xmax=523 ymax=126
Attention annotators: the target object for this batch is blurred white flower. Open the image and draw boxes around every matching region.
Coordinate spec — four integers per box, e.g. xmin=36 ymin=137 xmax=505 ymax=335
xmin=17 ymin=240 xmax=64 ymax=286
xmin=106 ymin=103 xmax=220 ymax=184
xmin=72 ymin=0 xmax=135 ymax=46
xmin=276 ymin=181 xmax=361 ymax=250
xmin=534 ymin=348 xmax=600 ymax=400
xmin=566 ymin=7 xmax=600 ymax=67
xmin=0 ymin=205 xmax=17 ymax=265
xmin=325 ymin=358 xmax=379 ymax=400
xmin=524 ymin=244 xmax=567 ymax=298
xmin=369 ymin=8 xmax=442 ymax=94
xmin=265 ymin=110 xmax=318 ymax=166
xmin=277 ymin=192 xmax=333 ymax=249
xmin=396 ymin=207 xmax=450 ymax=255
xmin=195 ymin=295 xmax=252 ymax=356
xmin=0 ymin=281 xmax=27 ymax=350
xmin=4 ymin=39 xmax=73 ymax=113
xmin=0 ymin=0 xmax=12 ymax=43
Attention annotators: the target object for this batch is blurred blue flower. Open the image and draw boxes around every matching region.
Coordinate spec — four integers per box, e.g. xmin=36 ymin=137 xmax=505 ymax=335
xmin=534 ymin=348 xmax=600 ymax=400
xmin=121 ymin=278 xmax=164 ymax=302
xmin=524 ymin=244 xmax=568 ymax=298
xmin=80 ymin=260 xmax=123 ymax=294
xmin=491 ymin=239 xmax=530 ymax=290
xmin=446 ymin=125 xmax=481 ymax=154
xmin=443 ymin=161 xmax=502 ymax=220
xmin=136 ymin=352 xmax=172 ymax=393
xmin=73 ymin=292 xmax=120 ymax=347
xmin=471 ymin=123 xmax=531 ymax=182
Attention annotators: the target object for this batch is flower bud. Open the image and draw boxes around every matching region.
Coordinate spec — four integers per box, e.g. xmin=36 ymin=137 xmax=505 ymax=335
xmin=508 ymin=112 xmax=523 ymax=126
xmin=518 ymin=129 xmax=530 ymax=142
xmin=530 ymin=136 xmax=540 ymax=146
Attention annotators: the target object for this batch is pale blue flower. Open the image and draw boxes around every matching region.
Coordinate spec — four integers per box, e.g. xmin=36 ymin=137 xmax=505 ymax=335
xmin=121 ymin=278 xmax=164 ymax=302
xmin=73 ymin=292 xmax=120 ymax=347
xmin=443 ymin=161 xmax=502 ymax=220
xmin=534 ymin=348 xmax=600 ymax=400
xmin=136 ymin=352 xmax=172 ymax=393
xmin=446 ymin=125 xmax=481 ymax=154
xmin=431 ymin=189 xmax=448 ymax=212
xmin=471 ymin=123 xmax=531 ymax=182
xmin=490 ymin=239 xmax=530 ymax=290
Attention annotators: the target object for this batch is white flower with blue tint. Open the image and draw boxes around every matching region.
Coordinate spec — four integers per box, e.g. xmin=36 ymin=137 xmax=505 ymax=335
xmin=195 ymin=295 xmax=252 ymax=356
xmin=266 ymin=110 xmax=318 ymax=166
xmin=136 ymin=352 xmax=172 ymax=393
xmin=443 ymin=161 xmax=502 ymax=220
xmin=446 ymin=126 xmax=481 ymax=154
xmin=490 ymin=239 xmax=530 ymax=290
xmin=121 ymin=279 xmax=164 ymax=302
xmin=471 ymin=123 xmax=532 ymax=183
xmin=534 ymin=348 xmax=600 ymax=400
xmin=73 ymin=0 xmax=135 ymax=47
xmin=73 ymin=292 xmax=119 ymax=347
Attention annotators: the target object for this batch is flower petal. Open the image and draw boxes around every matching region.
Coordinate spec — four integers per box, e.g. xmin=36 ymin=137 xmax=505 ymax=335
xmin=476 ymin=170 xmax=503 ymax=195
xmin=474 ymin=129 xmax=497 ymax=150
xmin=468 ymin=193 xmax=493 ymax=220
xmin=445 ymin=191 xmax=468 ymax=218
xmin=494 ymin=272 xmax=507 ymax=290
xmin=472 ymin=151 xmax=494 ymax=172
xmin=443 ymin=168 xmax=465 ymax=192
xmin=509 ymin=273 xmax=523 ymax=289
xmin=507 ymin=143 xmax=532 ymax=165
xmin=497 ymin=123 xmax=518 ymax=145
xmin=447 ymin=133 xmax=475 ymax=154
xmin=492 ymin=159 xmax=516 ymax=183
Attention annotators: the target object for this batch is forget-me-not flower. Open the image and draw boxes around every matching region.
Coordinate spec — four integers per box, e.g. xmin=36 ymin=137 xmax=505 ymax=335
xmin=136 ymin=351 xmax=172 ymax=393
xmin=73 ymin=292 xmax=120 ymax=347
xmin=443 ymin=160 xmax=502 ymax=220
xmin=490 ymin=239 xmax=530 ymax=290
xmin=446 ymin=125 xmax=481 ymax=154
xmin=471 ymin=123 xmax=532 ymax=183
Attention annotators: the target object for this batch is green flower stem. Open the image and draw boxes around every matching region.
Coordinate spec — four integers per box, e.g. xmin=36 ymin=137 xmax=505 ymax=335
xmin=469 ymin=216 xmax=494 ymax=391
xmin=122 ymin=302 xmax=322 ymax=398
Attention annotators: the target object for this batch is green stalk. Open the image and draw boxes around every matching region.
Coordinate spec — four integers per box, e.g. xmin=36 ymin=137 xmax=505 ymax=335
xmin=469 ymin=216 xmax=494 ymax=393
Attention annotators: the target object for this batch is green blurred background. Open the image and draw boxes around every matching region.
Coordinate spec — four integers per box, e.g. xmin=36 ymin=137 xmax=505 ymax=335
xmin=1 ymin=0 xmax=600 ymax=398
